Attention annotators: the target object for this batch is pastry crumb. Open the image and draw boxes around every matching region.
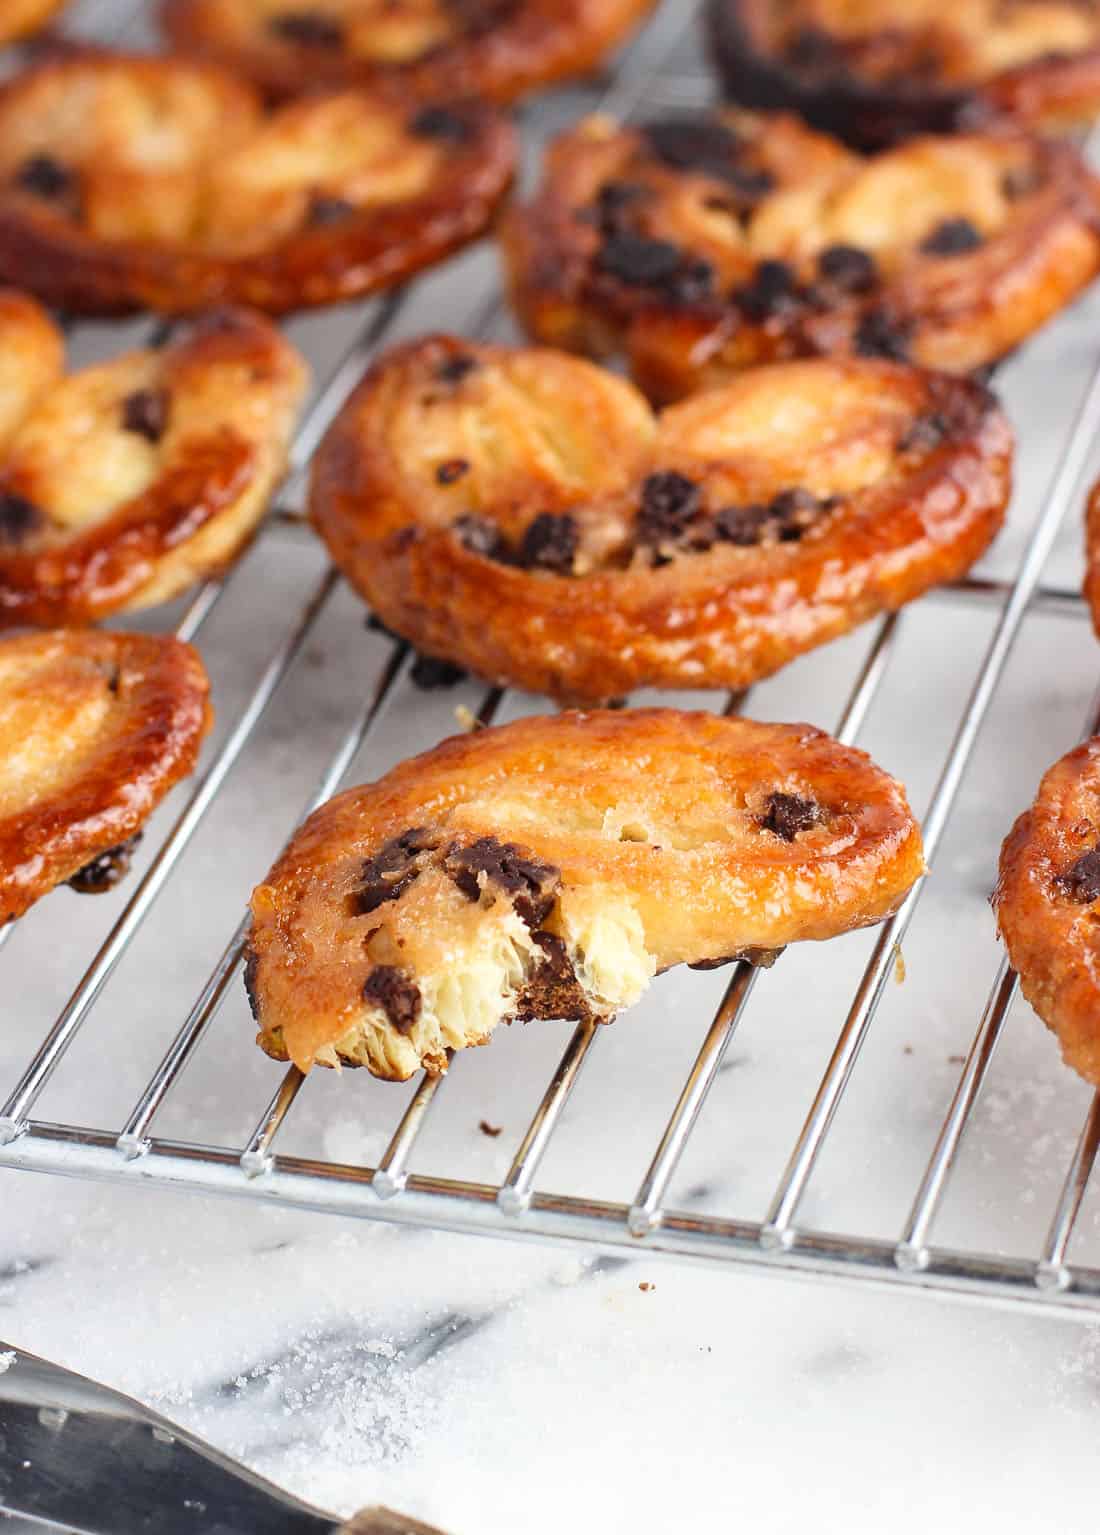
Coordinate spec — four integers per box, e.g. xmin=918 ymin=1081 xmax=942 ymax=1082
xmin=479 ymin=1119 xmax=502 ymax=1137
xmin=638 ymin=1281 xmax=655 ymax=1293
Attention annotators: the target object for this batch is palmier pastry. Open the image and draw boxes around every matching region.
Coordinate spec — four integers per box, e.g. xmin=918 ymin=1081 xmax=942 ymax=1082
xmin=501 ymin=109 xmax=1100 ymax=402
xmin=309 ymin=336 xmax=1011 ymax=703
xmin=0 ymin=50 xmax=516 ymax=316
xmin=0 ymin=0 xmax=66 ymax=46
xmin=0 ymin=300 xmax=307 ymax=626
xmin=160 ymin=0 xmax=656 ymax=106
xmin=0 ymin=630 xmax=211 ymax=923
xmin=706 ymin=0 xmax=1100 ymax=151
xmin=246 ymin=708 xmax=924 ymax=1080
xmin=996 ymin=737 xmax=1100 ymax=1087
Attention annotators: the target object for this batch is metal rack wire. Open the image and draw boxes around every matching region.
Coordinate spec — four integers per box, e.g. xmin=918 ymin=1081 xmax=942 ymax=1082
xmin=4 ymin=0 xmax=1100 ymax=1317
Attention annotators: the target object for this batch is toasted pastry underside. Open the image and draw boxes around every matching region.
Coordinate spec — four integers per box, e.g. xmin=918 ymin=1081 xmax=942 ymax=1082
xmin=0 ymin=630 xmax=211 ymax=922
xmin=0 ymin=297 xmax=308 ymax=625
xmin=0 ymin=50 xmax=516 ymax=315
xmin=0 ymin=0 xmax=66 ymax=46
xmin=161 ymin=0 xmax=657 ymax=105
xmin=309 ymin=336 xmax=1012 ymax=702
xmin=246 ymin=709 xmax=925 ymax=1081
xmin=502 ymin=108 xmax=1100 ymax=401
xmin=706 ymin=0 xmax=1100 ymax=149
xmin=996 ymin=738 xmax=1100 ymax=1088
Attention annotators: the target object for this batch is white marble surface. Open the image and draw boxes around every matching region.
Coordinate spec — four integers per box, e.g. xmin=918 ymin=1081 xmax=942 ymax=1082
xmin=6 ymin=1 xmax=1100 ymax=1530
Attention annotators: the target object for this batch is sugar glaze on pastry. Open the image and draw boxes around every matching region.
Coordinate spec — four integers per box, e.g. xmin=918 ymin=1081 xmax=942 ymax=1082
xmin=0 ymin=297 xmax=307 ymax=625
xmin=0 ymin=49 xmax=516 ymax=315
xmin=245 ymin=709 xmax=925 ymax=1081
xmin=309 ymin=336 xmax=1011 ymax=703
xmin=0 ymin=630 xmax=211 ymax=922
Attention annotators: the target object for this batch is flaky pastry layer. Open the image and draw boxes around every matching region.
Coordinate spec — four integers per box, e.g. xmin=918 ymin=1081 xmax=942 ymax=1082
xmin=246 ymin=708 xmax=924 ymax=1080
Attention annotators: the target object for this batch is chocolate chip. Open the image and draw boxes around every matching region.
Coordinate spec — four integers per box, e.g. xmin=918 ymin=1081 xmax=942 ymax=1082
xmin=1054 ymin=845 xmax=1100 ymax=903
xmin=513 ymin=929 xmax=591 ymax=1024
xmin=665 ymin=258 xmax=716 ymax=304
xmin=817 ymin=244 xmax=877 ymax=293
xmin=410 ymin=654 xmax=468 ymax=689
xmin=307 ymin=194 xmax=356 ymax=227
xmin=443 ymin=837 xmax=560 ymax=927
xmin=121 ymin=388 xmax=169 ymax=444
xmin=854 ymin=307 xmax=911 ymax=361
xmin=920 ymin=217 xmax=983 ymax=256
xmin=354 ymin=828 xmax=437 ymax=915
xmin=597 ymin=232 xmax=684 ymax=287
xmin=436 ymin=354 xmax=477 ymax=385
xmin=362 ymin=966 xmax=421 ymax=1034
xmin=454 ymin=514 xmax=510 ymax=561
xmin=759 ymin=792 xmax=823 ymax=841
xmin=642 ymin=115 xmax=740 ymax=171
xmin=770 ymin=487 xmax=822 ymax=540
xmin=479 ymin=1120 xmax=503 ymax=1137
xmin=584 ymin=180 xmax=651 ymax=235
xmin=410 ymin=106 xmax=472 ymax=143
xmin=436 ymin=458 xmax=469 ymax=485
xmin=898 ymin=411 xmax=949 ymax=453
xmin=66 ymin=833 xmax=143 ymax=894
xmin=267 ymin=10 xmax=345 ymax=46
xmin=0 ymin=492 xmax=41 ymax=543
xmin=636 ymin=471 xmax=702 ymax=553
xmin=784 ymin=25 xmax=844 ymax=71
xmin=242 ymin=950 xmax=260 ymax=1021
xmin=714 ymin=504 xmax=771 ymax=546
xmin=734 ymin=260 xmax=802 ymax=322
xmin=14 ymin=153 xmax=74 ymax=201
xmin=519 ymin=513 xmax=578 ymax=574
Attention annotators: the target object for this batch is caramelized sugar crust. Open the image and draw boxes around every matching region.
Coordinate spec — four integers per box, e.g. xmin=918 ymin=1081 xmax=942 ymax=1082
xmin=997 ymin=737 xmax=1100 ymax=1087
xmin=502 ymin=109 xmax=1100 ymax=401
xmin=246 ymin=708 xmax=925 ymax=1080
xmin=0 ymin=296 xmax=308 ymax=625
xmin=0 ymin=630 xmax=211 ymax=922
xmin=161 ymin=0 xmax=657 ymax=105
xmin=707 ymin=0 xmax=1100 ymax=149
xmin=0 ymin=50 xmax=516 ymax=315
xmin=309 ymin=336 xmax=1012 ymax=703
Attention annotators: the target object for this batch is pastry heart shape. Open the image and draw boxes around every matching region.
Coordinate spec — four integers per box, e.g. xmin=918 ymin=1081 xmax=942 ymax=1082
xmin=310 ymin=335 xmax=1011 ymax=703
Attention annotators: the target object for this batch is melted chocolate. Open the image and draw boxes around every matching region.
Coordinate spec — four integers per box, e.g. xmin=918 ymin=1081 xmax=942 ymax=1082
xmin=354 ymin=828 xmax=438 ymax=915
xmin=519 ymin=513 xmax=578 ymax=574
xmin=1055 ymin=845 xmax=1100 ymax=903
xmin=442 ymin=837 xmax=559 ymax=927
xmin=362 ymin=965 xmax=421 ymax=1034
xmin=267 ymin=11 xmax=345 ymax=46
xmin=759 ymin=792 xmax=823 ymax=841
xmin=0 ymin=492 xmax=42 ymax=543
xmin=121 ymin=388 xmax=169 ymax=444
xmin=67 ymin=833 xmax=143 ymax=894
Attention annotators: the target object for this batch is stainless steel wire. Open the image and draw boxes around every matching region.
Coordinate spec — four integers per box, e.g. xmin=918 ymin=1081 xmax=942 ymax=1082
xmin=4 ymin=0 xmax=1100 ymax=1318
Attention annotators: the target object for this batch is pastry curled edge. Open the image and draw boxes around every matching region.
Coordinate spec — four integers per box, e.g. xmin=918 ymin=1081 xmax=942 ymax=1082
xmin=0 ymin=294 xmax=307 ymax=625
xmin=246 ymin=709 xmax=925 ymax=1081
xmin=996 ymin=737 xmax=1100 ymax=1087
xmin=705 ymin=0 xmax=1100 ymax=150
xmin=0 ymin=630 xmax=211 ymax=923
xmin=0 ymin=50 xmax=516 ymax=316
xmin=310 ymin=336 xmax=1011 ymax=704
xmin=161 ymin=0 xmax=657 ymax=107
xmin=502 ymin=109 xmax=1100 ymax=402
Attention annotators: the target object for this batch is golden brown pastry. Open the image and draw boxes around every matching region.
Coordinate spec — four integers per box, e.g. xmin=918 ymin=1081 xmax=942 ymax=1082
xmin=309 ymin=336 xmax=1012 ymax=703
xmin=1084 ymin=477 xmax=1100 ymax=637
xmin=161 ymin=0 xmax=656 ymax=105
xmin=0 ymin=630 xmax=211 ymax=923
xmin=0 ymin=50 xmax=516 ymax=316
xmin=501 ymin=109 xmax=1100 ymax=402
xmin=245 ymin=708 xmax=925 ymax=1080
xmin=0 ymin=0 xmax=66 ymax=46
xmin=996 ymin=737 xmax=1100 ymax=1087
xmin=706 ymin=0 xmax=1100 ymax=150
xmin=0 ymin=299 xmax=307 ymax=626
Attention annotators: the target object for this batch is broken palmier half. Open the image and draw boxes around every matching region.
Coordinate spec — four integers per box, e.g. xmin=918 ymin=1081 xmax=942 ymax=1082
xmin=0 ymin=630 xmax=210 ymax=923
xmin=0 ymin=0 xmax=66 ymax=47
xmin=308 ymin=336 xmax=1011 ymax=703
xmin=501 ymin=108 xmax=1100 ymax=402
xmin=706 ymin=0 xmax=1100 ymax=151
xmin=0 ymin=49 xmax=516 ymax=316
xmin=0 ymin=298 xmax=307 ymax=626
xmin=246 ymin=708 xmax=924 ymax=1081
xmin=995 ymin=736 xmax=1100 ymax=1087
xmin=160 ymin=0 xmax=657 ymax=106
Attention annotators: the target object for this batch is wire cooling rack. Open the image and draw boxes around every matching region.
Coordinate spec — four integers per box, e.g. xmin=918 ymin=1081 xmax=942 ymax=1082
xmin=5 ymin=0 xmax=1100 ymax=1319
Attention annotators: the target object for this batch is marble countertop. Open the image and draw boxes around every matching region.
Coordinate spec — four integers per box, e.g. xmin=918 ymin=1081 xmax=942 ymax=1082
xmin=5 ymin=2 xmax=1100 ymax=1530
